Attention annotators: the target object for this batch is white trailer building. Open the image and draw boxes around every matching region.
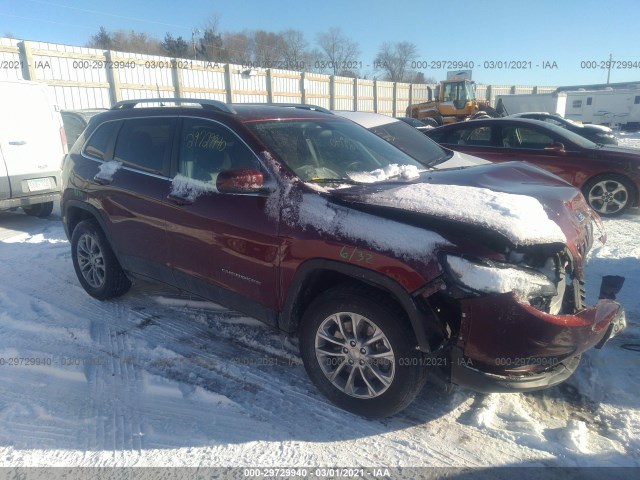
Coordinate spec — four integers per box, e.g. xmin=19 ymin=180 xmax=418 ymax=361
xmin=564 ymin=87 xmax=640 ymax=128
xmin=496 ymin=84 xmax=640 ymax=129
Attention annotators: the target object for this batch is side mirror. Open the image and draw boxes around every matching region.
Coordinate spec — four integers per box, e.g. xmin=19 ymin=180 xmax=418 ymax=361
xmin=544 ymin=142 xmax=566 ymax=154
xmin=216 ymin=168 xmax=265 ymax=193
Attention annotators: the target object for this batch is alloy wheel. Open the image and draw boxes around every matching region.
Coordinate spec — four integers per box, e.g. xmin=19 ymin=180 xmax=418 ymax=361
xmin=315 ymin=312 xmax=395 ymax=399
xmin=76 ymin=233 xmax=106 ymax=288
xmin=587 ymin=179 xmax=628 ymax=215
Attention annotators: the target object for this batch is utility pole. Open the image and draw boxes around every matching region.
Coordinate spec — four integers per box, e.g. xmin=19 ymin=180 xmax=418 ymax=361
xmin=192 ymin=29 xmax=201 ymax=60
xmin=606 ymin=53 xmax=613 ymax=84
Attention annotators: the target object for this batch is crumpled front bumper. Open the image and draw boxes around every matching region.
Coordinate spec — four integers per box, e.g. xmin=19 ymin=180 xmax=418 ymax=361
xmin=450 ymin=290 xmax=626 ymax=393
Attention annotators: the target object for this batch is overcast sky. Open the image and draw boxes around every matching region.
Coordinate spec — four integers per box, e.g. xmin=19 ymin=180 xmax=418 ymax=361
xmin=2 ymin=0 xmax=639 ymax=86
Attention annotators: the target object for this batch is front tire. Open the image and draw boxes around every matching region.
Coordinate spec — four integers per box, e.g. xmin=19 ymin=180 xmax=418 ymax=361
xmin=23 ymin=201 xmax=53 ymax=217
xmin=299 ymin=285 xmax=428 ymax=417
xmin=583 ymin=174 xmax=636 ymax=217
xmin=71 ymin=219 xmax=131 ymax=300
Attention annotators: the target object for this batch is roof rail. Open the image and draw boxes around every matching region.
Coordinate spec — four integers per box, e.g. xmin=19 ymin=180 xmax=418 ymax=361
xmin=232 ymin=103 xmax=333 ymax=115
xmin=111 ymin=98 xmax=236 ymax=114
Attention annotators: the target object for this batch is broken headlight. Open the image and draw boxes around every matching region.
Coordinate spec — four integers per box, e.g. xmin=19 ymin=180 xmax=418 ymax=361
xmin=441 ymin=254 xmax=557 ymax=301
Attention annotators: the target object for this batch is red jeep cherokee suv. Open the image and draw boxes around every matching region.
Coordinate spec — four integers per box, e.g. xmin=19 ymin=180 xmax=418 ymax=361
xmin=60 ymin=99 xmax=626 ymax=417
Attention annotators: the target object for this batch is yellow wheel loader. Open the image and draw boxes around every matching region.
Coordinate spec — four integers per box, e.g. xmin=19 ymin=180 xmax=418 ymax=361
xmin=407 ymin=79 xmax=501 ymax=125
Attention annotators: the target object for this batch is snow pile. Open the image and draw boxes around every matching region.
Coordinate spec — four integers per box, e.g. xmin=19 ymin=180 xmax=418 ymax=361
xmin=471 ymin=393 xmax=546 ymax=446
xmin=617 ymin=131 xmax=640 ymax=149
xmin=369 ymin=183 xmax=566 ymax=246
xmin=170 ymin=174 xmax=216 ymax=200
xmin=2 ymin=232 xmax=66 ymax=244
xmin=560 ymin=419 xmax=591 ymax=454
xmin=348 ymin=164 xmax=423 ymax=183
xmin=445 ymin=256 xmax=553 ymax=299
xmin=94 ymin=160 xmax=122 ymax=182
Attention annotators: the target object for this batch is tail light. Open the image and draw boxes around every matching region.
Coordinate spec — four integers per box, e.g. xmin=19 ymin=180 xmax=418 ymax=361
xmin=60 ymin=126 xmax=68 ymax=154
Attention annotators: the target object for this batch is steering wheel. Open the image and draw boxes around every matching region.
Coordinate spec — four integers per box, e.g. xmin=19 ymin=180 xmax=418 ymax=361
xmin=344 ymin=160 xmax=366 ymax=172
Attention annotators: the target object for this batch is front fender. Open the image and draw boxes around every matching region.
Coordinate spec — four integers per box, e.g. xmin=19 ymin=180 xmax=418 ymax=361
xmin=278 ymin=258 xmax=446 ymax=352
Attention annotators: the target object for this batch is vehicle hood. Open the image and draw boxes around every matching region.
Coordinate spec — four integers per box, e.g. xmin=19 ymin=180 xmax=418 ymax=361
xmin=593 ymin=145 xmax=640 ymax=161
xmin=434 ymin=150 xmax=490 ymax=169
xmin=581 ymin=124 xmax=613 ymax=134
xmin=329 ymin=161 xmax=601 ymax=276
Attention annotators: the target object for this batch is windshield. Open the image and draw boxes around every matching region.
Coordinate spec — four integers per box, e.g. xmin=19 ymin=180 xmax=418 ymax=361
xmin=368 ymin=120 xmax=450 ymax=166
xmin=247 ymin=119 xmax=428 ymax=182
xmin=401 ymin=117 xmax=426 ymax=127
xmin=465 ymin=82 xmax=475 ymax=101
xmin=559 ymin=116 xmax=580 ymax=126
xmin=538 ymin=121 xmax=599 ymax=148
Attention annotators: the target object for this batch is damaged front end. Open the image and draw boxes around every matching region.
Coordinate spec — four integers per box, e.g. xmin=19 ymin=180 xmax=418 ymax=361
xmin=424 ymin=216 xmax=626 ymax=393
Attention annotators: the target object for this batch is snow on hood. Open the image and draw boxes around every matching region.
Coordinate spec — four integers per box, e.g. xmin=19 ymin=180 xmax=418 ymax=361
xmin=584 ymin=123 xmax=613 ymax=133
xmin=270 ymin=188 xmax=450 ymax=261
xmin=95 ymin=160 xmax=122 ymax=182
xmin=367 ymin=183 xmax=566 ymax=246
xmin=347 ymin=164 xmax=422 ymax=183
xmin=300 ymin=195 xmax=450 ymax=260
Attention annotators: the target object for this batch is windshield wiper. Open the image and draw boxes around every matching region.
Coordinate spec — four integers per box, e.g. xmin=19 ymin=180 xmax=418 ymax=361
xmin=382 ymin=169 xmax=431 ymax=180
xmin=307 ymin=178 xmax=359 ymax=184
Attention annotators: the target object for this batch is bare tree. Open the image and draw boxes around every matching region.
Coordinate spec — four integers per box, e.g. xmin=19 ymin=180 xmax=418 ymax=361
xmin=252 ymin=30 xmax=283 ymax=68
xmin=279 ymin=29 xmax=310 ymax=71
xmin=87 ymin=27 xmax=163 ymax=55
xmin=374 ymin=41 xmax=418 ymax=82
xmin=223 ymin=32 xmax=252 ymax=66
xmin=315 ymin=27 xmax=360 ymax=76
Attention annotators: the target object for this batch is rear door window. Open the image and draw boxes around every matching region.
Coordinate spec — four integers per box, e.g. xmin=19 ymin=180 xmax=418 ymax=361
xmin=501 ymin=126 xmax=554 ymax=149
xmin=84 ymin=121 xmax=121 ymax=160
xmin=114 ymin=118 xmax=176 ymax=175
xmin=440 ymin=125 xmax=494 ymax=146
xmin=461 ymin=126 xmax=492 ymax=146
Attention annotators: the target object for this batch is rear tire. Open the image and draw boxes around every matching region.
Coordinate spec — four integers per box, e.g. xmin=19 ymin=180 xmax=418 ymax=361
xmin=582 ymin=174 xmax=636 ymax=217
xmin=469 ymin=113 xmax=491 ymax=120
xmin=430 ymin=114 xmax=444 ymax=126
xmin=23 ymin=201 xmax=53 ymax=218
xmin=299 ymin=284 xmax=428 ymax=417
xmin=422 ymin=117 xmax=439 ymax=128
xmin=71 ymin=219 xmax=131 ymax=300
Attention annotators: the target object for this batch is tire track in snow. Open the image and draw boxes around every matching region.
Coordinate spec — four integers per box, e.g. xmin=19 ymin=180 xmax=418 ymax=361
xmin=127 ymin=302 xmax=523 ymax=466
xmin=84 ymin=303 xmax=147 ymax=456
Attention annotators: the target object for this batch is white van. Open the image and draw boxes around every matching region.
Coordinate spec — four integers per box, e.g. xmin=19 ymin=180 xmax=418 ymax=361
xmin=0 ymin=79 xmax=67 ymax=217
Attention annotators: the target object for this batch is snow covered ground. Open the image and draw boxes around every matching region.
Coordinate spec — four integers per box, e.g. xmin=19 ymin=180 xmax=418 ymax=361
xmin=0 ymin=135 xmax=638 ymax=472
